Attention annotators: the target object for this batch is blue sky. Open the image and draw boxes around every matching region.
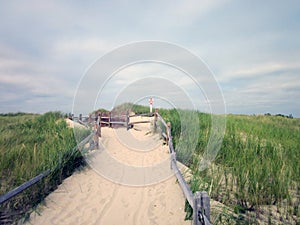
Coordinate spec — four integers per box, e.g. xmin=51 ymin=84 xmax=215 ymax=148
xmin=0 ymin=1 xmax=299 ymax=117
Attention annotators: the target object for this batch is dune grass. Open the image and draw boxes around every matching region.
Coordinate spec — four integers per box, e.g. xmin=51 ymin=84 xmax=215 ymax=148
xmin=158 ymin=109 xmax=300 ymax=224
xmin=2 ymin=106 xmax=298 ymax=224
xmin=0 ymin=112 xmax=90 ymax=224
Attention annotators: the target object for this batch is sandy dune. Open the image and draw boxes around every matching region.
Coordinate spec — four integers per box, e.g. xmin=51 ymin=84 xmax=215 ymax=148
xmin=27 ymin=117 xmax=191 ymax=225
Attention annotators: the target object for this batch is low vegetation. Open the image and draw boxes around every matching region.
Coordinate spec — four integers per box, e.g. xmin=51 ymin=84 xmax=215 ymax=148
xmin=1 ymin=105 xmax=299 ymax=224
xmin=0 ymin=112 xmax=90 ymax=224
xmin=158 ymin=109 xmax=300 ymax=224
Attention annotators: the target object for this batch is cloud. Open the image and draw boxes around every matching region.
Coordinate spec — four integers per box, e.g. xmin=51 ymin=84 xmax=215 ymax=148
xmin=220 ymin=62 xmax=300 ymax=82
xmin=0 ymin=1 xmax=299 ymax=117
xmin=50 ymin=38 xmax=117 ymax=61
xmin=222 ymin=64 xmax=300 ymax=116
xmin=135 ymin=0 xmax=230 ymax=30
xmin=0 ymin=49 xmax=75 ymax=113
xmin=88 ymin=60 xmax=218 ymax=113
xmin=171 ymin=0 xmax=230 ymax=19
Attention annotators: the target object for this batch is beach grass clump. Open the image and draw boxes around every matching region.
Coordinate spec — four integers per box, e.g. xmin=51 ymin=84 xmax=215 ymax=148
xmin=158 ymin=109 xmax=300 ymax=224
xmin=0 ymin=112 xmax=90 ymax=224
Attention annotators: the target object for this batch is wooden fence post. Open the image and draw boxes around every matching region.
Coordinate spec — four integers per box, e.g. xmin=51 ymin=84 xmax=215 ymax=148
xmin=193 ymin=191 xmax=211 ymax=224
xmin=92 ymin=112 xmax=100 ymax=150
xmin=201 ymin=191 xmax=210 ymax=222
xmin=126 ymin=111 xmax=129 ymax=130
xmin=97 ymin=113 xmax=101 ymax=138
xmin=193 ymin=191 xmax=201 ymax=225
xmin=166 ymin=122 xmax=171 ymax=146
xmin=109 ymin=112 xmax=112 ymax=128
xmin=156 ymin=112 xmax=211 ymax=225
xmin=154 ymin=108 xmax=158 ymax=132
xmin=94 ymin=112 xmax=98 ymax=127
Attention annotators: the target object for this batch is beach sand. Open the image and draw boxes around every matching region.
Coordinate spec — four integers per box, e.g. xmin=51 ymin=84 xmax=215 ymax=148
xmin=26 ymin=116 xmax=191 ymax=225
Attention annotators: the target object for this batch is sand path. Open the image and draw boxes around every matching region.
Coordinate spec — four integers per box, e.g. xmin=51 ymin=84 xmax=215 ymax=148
xmin=27 ymin=117 xmax=191 ymax=225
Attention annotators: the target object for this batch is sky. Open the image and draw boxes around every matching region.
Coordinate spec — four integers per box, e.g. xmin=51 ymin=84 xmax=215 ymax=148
xmin=0 ymin=0 xmax=299 ymax=117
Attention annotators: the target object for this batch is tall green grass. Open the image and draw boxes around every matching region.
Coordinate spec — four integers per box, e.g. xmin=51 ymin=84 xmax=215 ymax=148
xmin=110 ymin=102 xmax=150 ymax=115
xmin=158 ymin=109 xmax=300 ymax=224
xmin=0 ymin=112 xmax=90 ymax=224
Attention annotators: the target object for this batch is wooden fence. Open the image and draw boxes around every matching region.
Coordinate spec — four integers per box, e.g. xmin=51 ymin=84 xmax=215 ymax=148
xmin=74 ymin=110 xmax=211 ymax=224
xmin=0 ymin=132 xmax=94 ymax=205
xmin=74 ymin=111 xmax=153 ymax=149
xmin=0 ymin=170 xmax=50 ymax=205
xmin=154 ymin=111 xmax=211 ymax=225
xmin=1 ymin=111 xmax=211 ymax=225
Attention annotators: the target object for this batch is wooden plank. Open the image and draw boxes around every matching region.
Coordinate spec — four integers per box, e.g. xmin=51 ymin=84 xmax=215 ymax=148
xmin=170 ymin=153 xmax=194 ymax=208
xmin=77 ymin=132 xmax=94 ymax=149
xmin=0 ymin=170 xmax=50 ymax=204
xmin=109 ymin=121 xmax=126 ymax=124
xmin=200 ymin=191 xmax=210 ymax=223
xmin=101 ymin=121 xmax=126 ymax=124
xmin=0 ymin=130 xmax=94 ymax=205
xmin=77 ymin=120 xmax=89 ymax=128
xmin=156 ymin=113 xmax=168 ymax=128
xmin=193 ymin=192 xmax=210 ymax=224
xmin=126 ymin=111 xmax=129 ymax=130
xmin=129 ymin=121 xmax=150 ymax=125
xmin=194 ymin=192 xmax=202 ymax=225
xmin=168 ymin=138 xmax=175 ymax=154
xmin=129 ymin=113 xmax=154 ymax=117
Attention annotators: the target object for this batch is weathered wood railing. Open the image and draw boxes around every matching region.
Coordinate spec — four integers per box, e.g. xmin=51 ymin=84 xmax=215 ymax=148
xmin=0 ymin=131 xmax=94 ymax=205
xmin=77 ymin=111 xmax=153 ymax=149
xmin=2 ymin=111 xmax=211 ymax=224
xmin=155 ymin=111 xmax=211 ymax=225
xmin=75 ymin=110 xmax=211 ymax=224
xmin=0 ymin=170 xmax=51 ymax=204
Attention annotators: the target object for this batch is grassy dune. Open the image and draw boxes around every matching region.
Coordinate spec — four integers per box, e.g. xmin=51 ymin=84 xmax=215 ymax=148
xmin=0 ymin=112 xmax=89 ymax=224
xmin=158 ymin=109 xmax=300 ymax=224
xmin=1 ymin=106 xmax=299 ymax=224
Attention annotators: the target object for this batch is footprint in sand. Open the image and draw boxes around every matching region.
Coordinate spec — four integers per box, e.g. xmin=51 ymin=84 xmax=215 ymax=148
xmin=26 ymin=121 xmax=189 ymax=225
xmin=132 ymin=188 xmax=146 ymax=224
xmin=147 ymin=199 xmax=160 ymax=225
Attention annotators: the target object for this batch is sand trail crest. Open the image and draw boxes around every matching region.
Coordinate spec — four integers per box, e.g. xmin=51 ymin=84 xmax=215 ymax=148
xmin=27 ymin=117 xmax=190 ymax=225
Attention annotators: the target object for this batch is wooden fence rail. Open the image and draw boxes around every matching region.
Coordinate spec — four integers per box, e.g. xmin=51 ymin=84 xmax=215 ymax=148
xmin=70 ymin=111 xmax=211 ymax=224
xmin=0 ymin=130 xmax=94 ymax=205
xmin=155 ymin=111 xmax=211 ymax=225
xmin=0 ymin=170 xmax=51 ymax=204
xmin=1 ymin=112 xmax=211 ymax=224
xmin=89 ymin=110 xmax=211 ymax=224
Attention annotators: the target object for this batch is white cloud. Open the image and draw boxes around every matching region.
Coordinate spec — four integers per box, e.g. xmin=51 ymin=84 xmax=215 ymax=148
xmin=0 ymin=1 xmax=299 ymax=116
xmin=171 ymin=0 xmax=230 ymax=19
xmin=223 ymin=68 xmax=300 ymax=116
xmin=220 ymin=61 xmax=300 ymax=82
xmin=139 ymin=0 xmax=230 ymax=28
xmin=50 ymin=38 xmax=118 ymax=60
